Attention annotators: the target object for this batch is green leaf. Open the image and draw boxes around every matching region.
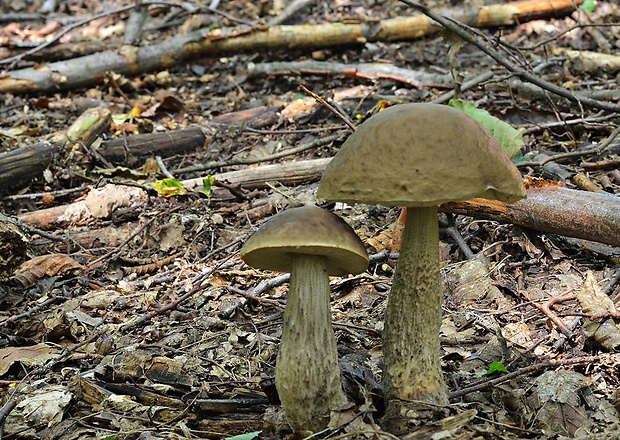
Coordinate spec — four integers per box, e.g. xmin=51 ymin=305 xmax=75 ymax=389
xmin=225 ymin=431 xmax=261 ymax=440
xmin=152 ymin=178 xmax=187 ymax=198
xmin=476 ymin=360 xmax=509 ymax=377
xmin=579 ymin=0 xmax=596 ymax=14
xmin=449 ymin=99 xmax=524 ymax=159
xmin=202 ymin=175 xmax=215 ymax=195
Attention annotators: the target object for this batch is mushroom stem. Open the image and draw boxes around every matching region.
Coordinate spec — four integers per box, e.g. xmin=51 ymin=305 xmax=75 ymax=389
xmin=275 ymin=253 xmax=348 ymax=432
xmin=383 ymin=206 xmax=449 ymax=408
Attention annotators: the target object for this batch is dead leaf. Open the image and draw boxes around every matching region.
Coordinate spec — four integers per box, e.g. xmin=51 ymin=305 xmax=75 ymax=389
xmin=528 ymin=370 xmax=592 ymax=436
xmin=0 ymin=343 xmax=61 ymax=375
xmin=5 ymin=385 xmax=72 ymax=434
xmin=575 ymin=271 xmax=620 ymax=351
xmin=13 ymin=254 xmax=84 ymax=287
xmin=446 ymin=258 xmax=511 ymax=310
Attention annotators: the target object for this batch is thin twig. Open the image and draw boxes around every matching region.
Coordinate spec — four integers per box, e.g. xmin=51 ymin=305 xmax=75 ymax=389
xmin=516 ymin=124 xmax=620 ymax=168
xmin=430 ymin=71 xmax=494 ymax=105
xmin=226 ymin=285 xmax=286 ymax=309
xmin=244 ymin=125 xmax=348 ymax=135
xmin=0 ymin=296 xmax=64 ymax=325
xmin=155 ymin=155 xmax=175 ymax=179
xmin=299 ymin=85 xmax=357 ymax=131
xmin=529 ymin=291 xmax=576 ymax=340
xmin=1 ymin=3 xmax=134 ymax=68
xmin=120 ymin=255 xmax=234 ymax=332
xmin=175 ymin=132 xmax=343 ymax=174
xmin=1 ymin=1 xmax=254 ymax=69
xmin=0 ymin=400 xmax=18 ymax=438
xmin=87 ymin=216 xmax=157 ymax=269
xmin=250 ymin=273 xmax=291 ymax=295
xmin=398 ymin=0 xmax=620 ymax=115
xmin=3 ymin=185 xmax=88 ymax=201
xmin=449 ymin=354 xmax=609 ymax=399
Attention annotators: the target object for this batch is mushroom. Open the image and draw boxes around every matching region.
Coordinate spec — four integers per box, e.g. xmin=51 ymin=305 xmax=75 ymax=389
xmin=240 ymin=205 xmax=369 ymax=432
xmin=316 ymin=103 xmax=526 ymax=412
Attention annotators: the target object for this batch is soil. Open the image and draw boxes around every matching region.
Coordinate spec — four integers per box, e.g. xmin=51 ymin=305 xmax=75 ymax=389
xmin=1 ymin=0 xmax=620 ymax=439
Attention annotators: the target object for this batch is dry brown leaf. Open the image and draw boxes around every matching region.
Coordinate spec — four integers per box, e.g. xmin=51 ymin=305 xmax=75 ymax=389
xmin=0 ymin=343 xmax=61 ymax=375
xmin=576 ymin=271 xmax=620 ymax=351
xmin=13 ymin=253 xmax=84 ymax=287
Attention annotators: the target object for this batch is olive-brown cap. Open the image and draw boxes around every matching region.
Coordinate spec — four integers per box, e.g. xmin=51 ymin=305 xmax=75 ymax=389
xmin=241 ymin=206 xmax=369 ymax=277
xmin=317 ymin=103 xmax=526 ymax=207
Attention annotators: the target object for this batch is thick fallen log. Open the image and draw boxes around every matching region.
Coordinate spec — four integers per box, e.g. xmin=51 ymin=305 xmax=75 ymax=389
xmin=441 ymin=185 xmax=620 ymax=248
xmin=0 ymin=141 xmax=55 ymax=193
xmin=0 ymin=0 xmax=582 ymax=94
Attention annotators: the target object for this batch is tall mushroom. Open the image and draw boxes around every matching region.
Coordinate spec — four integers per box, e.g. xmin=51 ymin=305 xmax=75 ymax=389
xmin=317 ymin=103 xmax=526 ymax=413
xmin=240 ymin=205 xmax=369 ymax=432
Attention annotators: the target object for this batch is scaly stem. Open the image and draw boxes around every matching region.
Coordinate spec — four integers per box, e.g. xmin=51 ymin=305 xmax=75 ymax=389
xmin=275 ymin=254 xmax=348 ymax=432
xmin=383 ymin=206 xmax=448 ymax=407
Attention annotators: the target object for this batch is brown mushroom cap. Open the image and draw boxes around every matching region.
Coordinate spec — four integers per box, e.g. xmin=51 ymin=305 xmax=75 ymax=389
xmin=317 ymin=103 xmax=526 ymax=207
xmin=241 ymin=206 xmax=369 ymax=277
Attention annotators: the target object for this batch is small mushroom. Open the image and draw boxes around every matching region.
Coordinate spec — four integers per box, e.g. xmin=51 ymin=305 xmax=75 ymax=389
xmin=240 ymin=205 xmax=369 ymax=432
xmin=317 ymin=103 xmax=526 ymax=411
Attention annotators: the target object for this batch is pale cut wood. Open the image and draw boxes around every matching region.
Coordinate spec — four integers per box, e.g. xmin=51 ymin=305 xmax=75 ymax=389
xmin=18 ymin=184 xmax=148 ymax=230
xmin=0 ymin=0 xmax=581 ymax=95
xmin=181 ymin=158 xmax=332 ymax=191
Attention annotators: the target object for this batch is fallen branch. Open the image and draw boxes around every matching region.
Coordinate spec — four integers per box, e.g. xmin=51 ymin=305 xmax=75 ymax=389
xmin=441 ymin=184 xmax=620 ymax=248
xmin=0 ymin=106 xmax=281 ymax=194
xmin=248 ymin=60 xmax=453 ymax=88
xmin=17 ymin=159 xmax=331 ymax=230
xmin=17 ymin=159 xmax=620 ymax=249
xmin=182 ymin=157 xmax=331 ymax=192
xmin=449 ymin=354 xmax=618 ymax=399
xmin=0 ymin=0 xmax=582 ymax=94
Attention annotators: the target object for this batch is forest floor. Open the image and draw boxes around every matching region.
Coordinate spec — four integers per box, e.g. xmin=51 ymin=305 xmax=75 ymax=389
xmin=1 ymin=0 xmax=620 ymax=439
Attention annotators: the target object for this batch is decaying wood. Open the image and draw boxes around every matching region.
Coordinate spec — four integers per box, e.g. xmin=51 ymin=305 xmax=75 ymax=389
xmin=17 ymin=159 xmax=330 ymax=231
xmin=29 ymin=221 xmax=140 ymax=254
xmin=248 ymin=60 xmax=453 ymax=88
xmin=209 ymin=105 xmax=282 ymax=128
xmin=0 ymin=0 xmax=581 ymax=94
xmin=18 ymin=184 xmax=148 ymax=230
xmin=0 ymin=106 xmax=286 ymax=194
xmin=16 ymin=157 xmax=620 ymax=251
xmin=0 ymin=141 xmax=55 ymax=193
xmin=99 ymin=127 xmax=211 ymax=165
xmin=0 ymin=107 xmax=111 ymax=192
xmin=441 ymin=185 xmax=620 ymax=248
xmin=558 ymin=49 xmax=620 ymax=75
